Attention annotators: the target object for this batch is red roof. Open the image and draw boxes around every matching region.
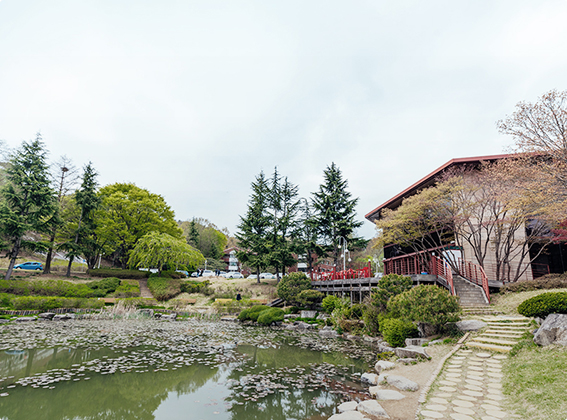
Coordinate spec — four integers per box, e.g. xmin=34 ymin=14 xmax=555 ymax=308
xmin=365 ymin=154 xmax=511 ymax=222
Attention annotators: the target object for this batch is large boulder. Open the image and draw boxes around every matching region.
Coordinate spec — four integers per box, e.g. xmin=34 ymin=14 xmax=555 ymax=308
xmin=374 ymin=360 xmax=395 ymax=373
xmin=405 ymin=338 xmax=428 ymax=346
xmin=373 ymin=389 xmax=406 ymax=400
xmin=386 ymin=374 xmax=419 ymax=391
xmin=394 ymin=345 xmax=431 ymax=360
xmin=417 ymin=322 xmax=438 ymax=337
xmin=361 ymin=372 xmax=379 ymax=385
xmin=328 ymin=411 xmax=369 ymax=420
xmin=377 ymin=344 xmax=395 ymax=353
xmin=534 ymin=313 xmax=567 ymax=346
xmin=337 ymin=401 xmax=358 ymax=413
xmin=319 ymin=326 xmax=339 ymax=338
xmin=38 ymin=312 xmax=56 ymax=320
xmin=53 ymin=314 xmax=75 ymax=321
xmin=357 ymin=400 xmax=389 ymax=418
xmin=15 ymin=316 xmax=36 ymax=322
xmin=300 ymin=310 xmax=317 ymax=318
xmin=456 ymin=320 xmax=487 ymax=331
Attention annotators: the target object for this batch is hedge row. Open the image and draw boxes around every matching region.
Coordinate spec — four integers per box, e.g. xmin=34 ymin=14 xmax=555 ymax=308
xmin=87 ymin=268 xmax=149 ymax=279
xmin=8 ymin=295 xmax=104 ymax=311
xmin=0 ymin=278 xmax=140 ymax=299
xmin=502 ymin=274 xmax=567 ymax=293
xmin=237 ymin=305 xmax=284 ymax=325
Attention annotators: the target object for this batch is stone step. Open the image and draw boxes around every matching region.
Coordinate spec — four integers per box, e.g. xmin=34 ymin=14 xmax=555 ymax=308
xmin=467 ymin=341 xmax=513 ymax=353
xmin=481 ymin=316 xmax=529 ymax=322
xmin=483 ymin=325 xmax=528 ymax=330
xmin=485 ymin=329 xmax=524 ymax=336
xmin=482 ymin=332 xmax=525 ymax=339
xmin=486 ymin=322 xmax=530 ymax=327
xmin=474 ymin=336 xmax=518 ymax=346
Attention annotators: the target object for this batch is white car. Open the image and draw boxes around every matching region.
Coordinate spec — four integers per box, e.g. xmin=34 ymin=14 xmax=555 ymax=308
xmin=225 ymin=272 xmax=244 ymax=279
xmin=259 ymin=273 xmax=276 ymax=279
xmin=201 ymin=270 xmax=215 ymax=277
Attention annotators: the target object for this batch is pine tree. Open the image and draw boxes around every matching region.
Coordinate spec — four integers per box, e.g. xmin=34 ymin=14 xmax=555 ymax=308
xmin=311 ymin=162 xmax=366 ymax=268
xmin=236 ymin=172 xmax=271 ymax=283
xmin=0 ymin=135 xmax=57 ymax=280
xmin=59 ymin=163 xmax=100 ymax=276
xmin=188 ymin=220 xmax=200 ymax=247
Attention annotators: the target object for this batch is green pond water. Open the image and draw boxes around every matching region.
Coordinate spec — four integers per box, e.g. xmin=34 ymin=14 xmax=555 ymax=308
xmin=0 ymin=320 xmax=372 ymax=420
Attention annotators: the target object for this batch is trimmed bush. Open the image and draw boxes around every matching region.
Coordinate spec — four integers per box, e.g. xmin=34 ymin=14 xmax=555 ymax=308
xmin=0 ymin=293 xmax=12 ymax=308
xmin=517 ymin=292 xmax=567 ymax=318
xmin=388 ymin=285 xmax=460 ymax=327
xmin=276 ymin=272 xmax=311 ymax=305
xmin=322 ymin=295 xmax=342 ymax=314
xmin=257 ymin=308 xmax=284 ymax=326
xmin=238 ymin=305 xmax=270 ymax=321
xmin=112 ymin=280 xmax=140 ymax=298
xmin=296 ymin=290 xmax=324 ymax=309
xmin=379 ymin=318 xmax=418 ymax=348
xmin=10 ymin=296 xmax=104 ymax=311
xmin=371 ymin=273 xmax=413 ymax=311
xmin=87 ymin=268 xmax=149 ymax=279
xmin=147 ymin=277 xmax=182 ymax=301
xmin=87 ymin=277 xmax=121 ymax=296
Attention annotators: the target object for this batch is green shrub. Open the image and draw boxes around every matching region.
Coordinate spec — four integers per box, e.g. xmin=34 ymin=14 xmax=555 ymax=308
xmin=387 ymin=285 xmax=460 ymax=327
xmin=502 ymin=274 xmax=567 ymax=293
xmin=345 ymin=303 xmax=364 ymax=320
xmin=371 ymin=274 xmax=413 ymax=311
xmin=10 ymin=296 xmax=104 ymax=311
xmin=116 ymin=297 xmax=159 ymax=308
xmin=517 ymin=292 xmax=567 ymax=318
xmin=147 ymin=277 xmax=182 ymax=301
xmin=87 ymin=277 xmax=121 ymax=296
xmin=87 ymin=268 xmax=149 ymax=279
xmin=0 ymin=293 xmax=12 ymax=308
xmin=296 ymin=290 xmax=324 ymax=309
xmin=181 ymin=280 xmax=213 ymax=295
xmin=276 ymin=272 xmax=312 ymax=305
xmin=237 ymin=305 xmax=270 ymax=321
xmin=322 ymin=295 xmax=342 ymax=314
xmin=379 ymin=318 xmax=418 ymax=348
xmin=257 ymin=308 xmax=284 ymax=326
xmin=112 ymin=280 xmax=140 ymax=298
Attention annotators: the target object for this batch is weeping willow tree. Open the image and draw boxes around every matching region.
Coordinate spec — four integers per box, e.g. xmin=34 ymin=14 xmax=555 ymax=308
xmin=128 ymin=232 xmax=205 ymax=272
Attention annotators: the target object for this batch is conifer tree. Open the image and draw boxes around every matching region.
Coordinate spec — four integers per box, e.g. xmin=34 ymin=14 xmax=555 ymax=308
xmin=236 ymin=172 xmax=271 ymax=283
xmin=311 ymin=163 xmax=366 ymax=268
xmin=0 ymin=135 xmax=56 ymax=280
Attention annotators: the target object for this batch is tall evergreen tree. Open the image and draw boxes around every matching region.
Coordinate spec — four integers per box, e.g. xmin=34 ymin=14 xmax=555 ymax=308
xmin=0 ymin=135 xmax=56 ymax=280
xmin=311 ymin=162 xmax=366 ymax=268
xmin=61 ymin=163 xmax=100 ymax=277
xmin=292 ymin=198 xmax=326 ymax=273
xmin=236 ymin=172 xmax=271 ymax=283
xmin=188 ymin=220 xmax=199 ymax=247
xmin=265 ymin=168 xmax=300 ymax=281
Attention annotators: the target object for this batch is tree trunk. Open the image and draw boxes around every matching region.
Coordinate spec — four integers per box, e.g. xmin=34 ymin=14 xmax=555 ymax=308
xmin=66 ymin=255 xmax=74 ymax=277
xmin=43 ymin=231 xmax=57 ymax=274
xmin=256 ymin=266 xmax=260 ymax=284
xmin=5 ymin=239 xmax=21 ymax=280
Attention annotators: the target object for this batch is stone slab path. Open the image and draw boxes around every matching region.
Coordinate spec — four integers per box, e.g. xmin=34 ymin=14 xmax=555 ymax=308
xmin=419 ymin=316 xmax=532 ymax=419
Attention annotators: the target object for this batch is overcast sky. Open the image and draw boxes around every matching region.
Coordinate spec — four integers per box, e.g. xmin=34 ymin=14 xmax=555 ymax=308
xmin=1 ymin=0 xmax=566 ymax=239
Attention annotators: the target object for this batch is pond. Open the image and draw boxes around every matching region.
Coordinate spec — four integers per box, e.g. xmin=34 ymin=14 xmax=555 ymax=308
xmin=0 ymin=319 xmax=374 ymax=420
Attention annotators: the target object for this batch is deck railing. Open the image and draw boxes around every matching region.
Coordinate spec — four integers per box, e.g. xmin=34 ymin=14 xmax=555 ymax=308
xmin=311 ymin=263 xmax=372 ymax=281
xmin=431 ymin=255 xmax=455 ymax=295
xmin=457 ymin=258 xmax=490 ymax=303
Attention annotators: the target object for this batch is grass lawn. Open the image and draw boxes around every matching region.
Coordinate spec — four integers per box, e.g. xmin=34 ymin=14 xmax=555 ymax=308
xmin=491 ymin=288 xmax=567 ymax=315
xmin=504 ymin=343 xmax=567 ymax=420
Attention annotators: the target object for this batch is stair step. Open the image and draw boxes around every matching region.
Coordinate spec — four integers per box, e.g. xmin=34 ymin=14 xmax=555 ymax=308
xmin=485 ymin=329 xmax=524 ymax=336
xmin=467 ymin=341 xmax=513 ymax=353
xmin=482 ymin=333 xmax=525 ymax=339
xmin=481 ymin=317 xmax=529 ymax=322
xmin=483 ymin=325 xmax=527 ymax=330
xmin=475 ymin=337 xmax=518 ymax=346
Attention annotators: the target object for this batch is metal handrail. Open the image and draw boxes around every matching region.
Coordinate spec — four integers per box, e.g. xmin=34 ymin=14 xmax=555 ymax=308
xmin=457 ymin=258 xmax=490 ymax=303
xmin=431 ymin=255 xmax=455 ymax=295
xmin=312 ymin=263 xmax=372 ymax=281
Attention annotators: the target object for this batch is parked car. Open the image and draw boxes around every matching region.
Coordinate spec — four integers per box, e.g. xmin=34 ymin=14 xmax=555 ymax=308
xmin=190 ymin=271 xmax=199 ymax=277
xmin=259 ymin=272 xmax=276 ymax=279
xmin=225 ymin=272 xmax=244 ymax=279
xmin=175 ymin=270 xmax=189 ymax=277
xmin=14 ymin=261 xmax=43 ymax=271
xmin=201 ymin=270 xmax=215 ymax=277
xmin=247 ymin=274 xmax=258 ymax=279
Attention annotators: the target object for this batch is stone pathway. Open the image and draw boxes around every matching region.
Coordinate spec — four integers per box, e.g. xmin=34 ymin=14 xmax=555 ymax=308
xmin=418 ymin=316 xmax=532 ymax=419
xmin=138 ymin=279 xmax=154 ymax=298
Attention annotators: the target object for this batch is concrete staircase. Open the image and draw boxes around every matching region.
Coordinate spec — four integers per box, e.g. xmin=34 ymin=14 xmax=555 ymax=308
xmin=467 ymin=316 xmax=532 ymax=352
xmin=453 ymin=275 xmax=488 ymax=306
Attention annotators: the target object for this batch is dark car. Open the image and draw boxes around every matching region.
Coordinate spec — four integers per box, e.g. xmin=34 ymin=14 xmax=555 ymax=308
xmin=14 ymin=261 xmax=44 ymax=271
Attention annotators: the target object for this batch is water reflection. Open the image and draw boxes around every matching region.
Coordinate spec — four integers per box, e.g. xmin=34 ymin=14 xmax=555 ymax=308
xmin=0 ymin=342 xmax=367 ymax=420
